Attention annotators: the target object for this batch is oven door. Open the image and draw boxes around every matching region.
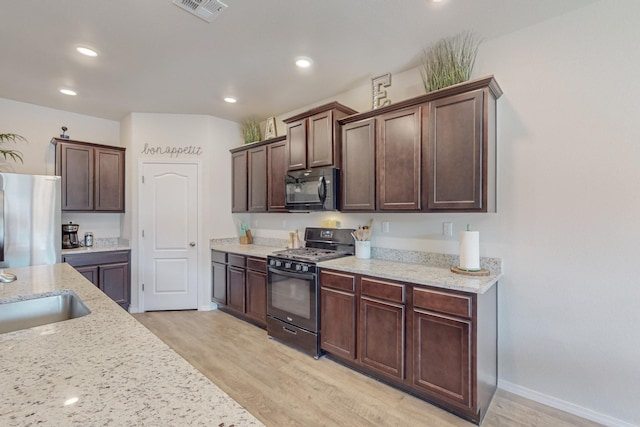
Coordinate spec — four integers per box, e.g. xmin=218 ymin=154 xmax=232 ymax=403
xmin=267 ymin=266 xmax=317 ymax=333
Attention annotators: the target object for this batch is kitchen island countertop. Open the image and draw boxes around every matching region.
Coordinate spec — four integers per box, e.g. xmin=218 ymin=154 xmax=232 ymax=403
xmin=0 ymin=263 xmax=262 ymax=426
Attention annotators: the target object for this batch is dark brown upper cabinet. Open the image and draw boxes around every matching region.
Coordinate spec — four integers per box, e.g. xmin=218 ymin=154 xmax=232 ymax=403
xmin=341 ymin=118 xmax=376 ymax=211
xmin=267 ymin=138 xmax=287 ymax=212
xmin=230 ymin=136 xmax=287 ymax=213
xmin=247 ymin=145 xmax=267 ymax=212
xmin=377 ymin=107 xmax=422 ymax=211
xmin=52 ymin=138 xmax=125 ymax=212
xmin=424 ymin=89 xmax=491 ymax=211
xmin=283 ymin=102 xmax=357 ymax=171
xmin=231 ymin=150 xmax=248 ymax=212
xmin=339 ymin=76 xmax=502 ymax=213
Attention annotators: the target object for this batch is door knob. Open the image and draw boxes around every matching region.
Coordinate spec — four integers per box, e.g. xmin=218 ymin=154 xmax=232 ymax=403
xmin=189 ymin=242 xmax=196 ymax=247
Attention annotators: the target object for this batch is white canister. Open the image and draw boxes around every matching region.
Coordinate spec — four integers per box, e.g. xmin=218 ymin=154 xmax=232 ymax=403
xmin=84 ymin=232 xmax=94 ymax=247
xmin=355 ymin=241 xmax=371 ymax=259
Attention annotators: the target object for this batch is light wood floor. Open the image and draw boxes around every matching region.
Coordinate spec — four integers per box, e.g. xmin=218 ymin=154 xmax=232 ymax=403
xmin=133 ymin=310 xmax=601 ymax=427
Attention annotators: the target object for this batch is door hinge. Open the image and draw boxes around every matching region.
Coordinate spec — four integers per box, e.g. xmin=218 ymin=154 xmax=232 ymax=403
xmin=142 ymin=229 xmax=145 ymax=238
xmin=141 ymin=175 xmax=145 ymax=184
xmin=142 ymin=283 xmax=145 ymax=291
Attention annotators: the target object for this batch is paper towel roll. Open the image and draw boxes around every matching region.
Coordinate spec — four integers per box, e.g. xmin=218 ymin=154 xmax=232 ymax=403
xmin=459 ymin=231 xmax=480 ymax=270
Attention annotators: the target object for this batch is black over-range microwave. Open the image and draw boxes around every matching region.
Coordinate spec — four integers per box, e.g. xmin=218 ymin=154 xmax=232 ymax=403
xmin=284 ymin=167 xmax=340 ymax=211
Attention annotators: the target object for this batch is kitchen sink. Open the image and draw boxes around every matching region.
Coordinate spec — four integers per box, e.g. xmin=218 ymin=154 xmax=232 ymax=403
xmin=0 ymin=290 xmax=91 ymax=334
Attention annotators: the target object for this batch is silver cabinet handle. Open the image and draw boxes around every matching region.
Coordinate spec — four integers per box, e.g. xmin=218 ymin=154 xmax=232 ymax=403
xmin=189 ymin=242 xmax=196 ymax=247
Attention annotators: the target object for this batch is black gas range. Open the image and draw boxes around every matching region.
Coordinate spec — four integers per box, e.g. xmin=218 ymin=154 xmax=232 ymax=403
xmin=266 ymin=227 xmax=355 ymax=358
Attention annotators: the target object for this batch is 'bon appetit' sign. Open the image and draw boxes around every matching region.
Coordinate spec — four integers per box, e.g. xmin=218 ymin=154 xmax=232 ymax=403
xmin=141 ymin=143 xmax=203 ymax=158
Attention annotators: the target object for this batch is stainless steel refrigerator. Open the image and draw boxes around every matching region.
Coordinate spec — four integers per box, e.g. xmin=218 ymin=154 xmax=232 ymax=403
xmin=0 ymin=172 xmax=61 ymax=268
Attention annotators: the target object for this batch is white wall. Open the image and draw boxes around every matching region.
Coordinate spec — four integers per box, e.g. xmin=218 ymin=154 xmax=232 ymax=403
xmin=242 ymin=1 xmax=640 ymax=425
xmin=0 ymin=98 xmax=122 ymax=237
xmin=121 ymin=112 xmax=240 ymax=312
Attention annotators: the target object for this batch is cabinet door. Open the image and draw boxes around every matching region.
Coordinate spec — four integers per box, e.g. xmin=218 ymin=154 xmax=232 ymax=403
xmin=247 ymin=145 xmax=267 ymax=212
xmin=75 ymin=265 xmax=99 ymax=286
xmin=377 ymin=107 xmax=421 ymax=210
xmin=286 ymin=119 xmax=307 ymax=170
xmin=320 ymin=287 xmax=357 ymax=360
xmin=231 ymin=151 xmax=248 ymax=212
xmin=413 ymin=309 xmax=472 ymax=408
xmin=267 ymin=140 xmax=287 ymax=212
xmin=226 ymin=266 xmax=246 ymax=314
xmin=307 ymin=110 xmax=334 ymax=168
xmin=211 ymin=261 xmax=227 ymax=305
xmin=426 ymin=90 xmax=484 ymax=211
xmin=99 ymin=262 xmax=130 ymax=310
xmin=359 ymin=297 xmax=405 ymax=379
xmin=95 ymin=148 xmax=125 ymax=212
xmin=245 ymin=270 xmax=267 ymax=326
xmin=59 ymin=143 xmax=94 ymax=211
xmin=341 ymin=118 xmax=376 ymax=211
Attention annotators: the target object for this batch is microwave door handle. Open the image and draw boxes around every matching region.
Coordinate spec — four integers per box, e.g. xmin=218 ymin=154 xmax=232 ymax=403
xmin=317 ymin=176 xmax=327 ymax=204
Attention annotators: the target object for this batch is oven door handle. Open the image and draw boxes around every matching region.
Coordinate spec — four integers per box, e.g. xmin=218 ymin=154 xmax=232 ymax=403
xmin=268 ymin=267 xmax=315 ymax=280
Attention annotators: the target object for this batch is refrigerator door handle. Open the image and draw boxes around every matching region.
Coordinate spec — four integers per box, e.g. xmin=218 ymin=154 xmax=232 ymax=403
xmin=0 ymin=187 xmax=4 ymax=262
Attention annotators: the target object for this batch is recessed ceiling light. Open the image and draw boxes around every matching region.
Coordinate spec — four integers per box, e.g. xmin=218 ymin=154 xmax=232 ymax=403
xmin=224 ymin=97 xmax=237 ymax=103
xmin=295 ymin=57 xmax=313 ymax=68
xmin=60 ymin=89 xmax=77 ymax=96
xmin=76 ymin=47 xmax=98 ymax=57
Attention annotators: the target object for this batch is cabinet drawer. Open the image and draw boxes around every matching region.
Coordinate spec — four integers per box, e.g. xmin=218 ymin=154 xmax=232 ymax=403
xmin=247 ymin=257 xmax=267 ymax=272
xmin=211 ymin=250 xmax=227 ymax=264
xmin=320 ymin=270 xmax=356 ymax=293
xmin=228 ymin=254 xmax=246 ymax=268
xmin=413 ymin=287 xmax=472 ymax=319
xmin=63 ymin=250 xmax=129 ymax=267
xmin=361 ymin=277 xmax=405 ymax=303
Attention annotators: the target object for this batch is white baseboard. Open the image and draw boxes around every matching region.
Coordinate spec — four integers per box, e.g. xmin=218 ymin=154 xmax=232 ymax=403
xmin=498 ymin=380 xmax=635 ymax=427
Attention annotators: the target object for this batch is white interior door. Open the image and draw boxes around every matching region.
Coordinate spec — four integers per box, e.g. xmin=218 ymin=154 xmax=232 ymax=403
xmin=140 ymin=162 xmax=199 ymax=311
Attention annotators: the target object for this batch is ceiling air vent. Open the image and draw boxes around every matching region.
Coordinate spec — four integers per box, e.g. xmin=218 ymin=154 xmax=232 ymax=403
xmin=173 ymin=0 xmax=228 ymax=23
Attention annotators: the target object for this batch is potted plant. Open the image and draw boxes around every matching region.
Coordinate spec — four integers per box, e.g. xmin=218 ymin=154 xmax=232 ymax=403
xmin=0 ymin=133 xmax=26 ymax=163
xmin=420 ymin=31 xmax=481 ymax=93
xmin=240 ymin=118 xmax=262 ymax=144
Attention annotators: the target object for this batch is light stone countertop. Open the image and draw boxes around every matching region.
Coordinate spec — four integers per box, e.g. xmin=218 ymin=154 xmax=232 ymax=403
xmin=209 ymin=240 xmax=500 ymax=294
xmin=0 ymin=263 xmax=263 ymax=426
xmin=210 ymin=241 xmax=287 ymax=258
xmin=318 ymin=256 xmax=501 ymax=294
xmin=61 ymin=241 xmax=131 ymax=255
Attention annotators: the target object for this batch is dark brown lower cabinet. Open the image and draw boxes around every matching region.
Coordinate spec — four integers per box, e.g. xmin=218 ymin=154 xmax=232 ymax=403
xmin=320 ymin=270 xmax=357 ymax=360
xmin=413 ymin=309 xmax=471 ymax=407
xmin=212 ymin=251 xmax=267 ymax=329
xmin=63 ymin=250 xmax=131 ymax=311
xmin=245 ymin=268 xmax=267 ymax=325
xmin=359 ymin=297 xmax=405 ymax=380
xmin=319 ymin=268 xmax=497 ymax=425
xmin=226 ymin=265 xmax=246 ymax=314
xmin=211 ymin=250 xmax=228 ymax=305
xmin=358 ymin=277 xmax=406 ymax=380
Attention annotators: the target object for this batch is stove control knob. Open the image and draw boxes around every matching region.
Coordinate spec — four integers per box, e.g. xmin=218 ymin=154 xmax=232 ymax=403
xmin=295 ymin=264 xmax=303 ymax=271
xmin=275 ymin=260 xmax=282 ymax=267
xmin=269 ymin=259 xmax=275 ymax=266
xmin=302 ymin=265 xmax=309 ymax=272
xmin=285 ymin=262 xmax=292 ymax=269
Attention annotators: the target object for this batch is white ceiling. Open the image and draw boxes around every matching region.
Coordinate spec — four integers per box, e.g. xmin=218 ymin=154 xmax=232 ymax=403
xmin=0 ymin=0 xmax=597 ymax=123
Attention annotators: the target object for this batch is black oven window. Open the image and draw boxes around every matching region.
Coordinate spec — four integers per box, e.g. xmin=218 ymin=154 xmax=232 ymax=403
xmin=271 ymin=275 xmax=311 ymax=319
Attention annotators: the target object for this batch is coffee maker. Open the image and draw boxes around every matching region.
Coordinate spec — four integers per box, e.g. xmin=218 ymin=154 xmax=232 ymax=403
xmin=62 ymin=222 xmax=80 ymax=249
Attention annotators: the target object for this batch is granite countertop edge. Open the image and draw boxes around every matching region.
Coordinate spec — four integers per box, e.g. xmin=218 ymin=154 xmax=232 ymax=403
xmin=210 ymin=240 xmax=500 ymax=294
xmin=61 ymin=243 xmax=131 ymax=255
